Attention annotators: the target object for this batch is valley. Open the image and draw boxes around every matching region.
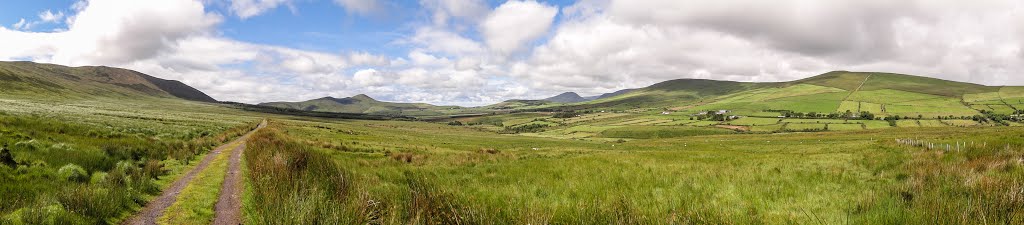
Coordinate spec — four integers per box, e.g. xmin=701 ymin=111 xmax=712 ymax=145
xmin=0 ymin=62 xmax=1021 ymax=224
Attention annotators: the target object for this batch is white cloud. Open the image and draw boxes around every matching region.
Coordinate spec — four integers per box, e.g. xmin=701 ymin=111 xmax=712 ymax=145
xmin=5 ymin=0 xmax=1024 ymax=106
xmin=481 ymin=0 xmax=558 ymax=54
xmin=8 ymin=10 xmax=67 ymax=31
xmin=229 ymin=0 xmax=293 ymax=19
xmin=11 ymin=19 xmax=28 ymax=30
xmin=407 ymin=27 xmax=485 ymax=57
xmin=333 ymin=0 xmax=381 ymax=15
xmin=38 ymin=10 xmax=65 ymax=23
xmin=348 ymin=52 xmax=391 ymax=67
xmin=504 ymin=0 xmax=1024 ymax=97
xmin=352 ymin=68 xmax=387 ymax=87
xmin=419 ymin=0 xmax=489 ymax=26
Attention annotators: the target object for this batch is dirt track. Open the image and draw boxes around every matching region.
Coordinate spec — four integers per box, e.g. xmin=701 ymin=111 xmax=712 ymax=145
xmin=123 ymin=120 xmax=265 ymax=225
xmin=213 ymin=121 xmax=265 ymax=225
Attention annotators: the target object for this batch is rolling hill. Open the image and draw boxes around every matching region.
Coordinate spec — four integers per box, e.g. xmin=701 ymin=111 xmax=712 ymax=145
xmin=0 ymin=61 xmax=216 ymax=102
xmin=258 ymin=94 xmax=462 ymax=116
xmin=543 ymin=92 xmax=591 ymax=103
xmin=552 ymin=71 xmax=1022 ymax=118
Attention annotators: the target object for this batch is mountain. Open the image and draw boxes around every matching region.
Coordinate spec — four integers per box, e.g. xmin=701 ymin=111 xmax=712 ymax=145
xmin=596 ymin=89 xmax=635 ymax=99
xmin=0 ymin=61 xmax=216 ymax=102
xmin=543 ymin=92 xmax=589 ymax=103
xmin=259 ymin=94 xmax=459 ymax=116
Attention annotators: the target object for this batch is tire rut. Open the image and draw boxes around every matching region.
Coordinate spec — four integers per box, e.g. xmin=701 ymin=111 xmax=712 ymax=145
xmin=123 ymin=120 xmax=265 ymax=225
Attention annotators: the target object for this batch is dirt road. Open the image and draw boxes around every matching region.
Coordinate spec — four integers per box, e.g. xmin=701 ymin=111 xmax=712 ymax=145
xmin=123 ymin=120 xmax=265 ymax=225
xmin=212 ymin=121 xmax=265 ymax=225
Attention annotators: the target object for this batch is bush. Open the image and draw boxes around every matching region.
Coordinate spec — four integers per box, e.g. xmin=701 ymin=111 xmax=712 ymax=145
xmin=89 ymin=172 xmax=108 ymax=185
xmin=58 ymin=164 xmax=88 ymax=182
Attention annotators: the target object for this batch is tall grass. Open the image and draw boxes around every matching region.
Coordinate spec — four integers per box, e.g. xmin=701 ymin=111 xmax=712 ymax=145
xmin=854 ymin=136 xmax=1024 ymax=224
xmin=0 ymin=114 xmax=260 ymax=224
xmin=243 ymin=124 xmax=366 ymax=224
xmin=249 ymin=119 xmax=1024 ymax=224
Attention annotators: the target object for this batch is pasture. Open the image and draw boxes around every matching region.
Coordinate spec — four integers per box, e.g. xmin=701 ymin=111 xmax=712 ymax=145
xmin=239 ymin=118 xmax=1024 ymax=224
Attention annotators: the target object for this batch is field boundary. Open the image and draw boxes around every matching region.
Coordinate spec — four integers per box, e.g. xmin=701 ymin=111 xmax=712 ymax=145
xmin=841 ymin=74 xmax=872 ymax=102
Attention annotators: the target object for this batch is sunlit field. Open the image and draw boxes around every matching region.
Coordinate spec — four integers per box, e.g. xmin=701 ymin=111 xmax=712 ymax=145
xmin=242 ymin=117 xmax=1024 ymax=224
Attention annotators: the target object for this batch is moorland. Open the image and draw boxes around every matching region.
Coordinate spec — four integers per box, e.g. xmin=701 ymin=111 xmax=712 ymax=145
xmin=0 ymin=61 xmax=1022 ymax=224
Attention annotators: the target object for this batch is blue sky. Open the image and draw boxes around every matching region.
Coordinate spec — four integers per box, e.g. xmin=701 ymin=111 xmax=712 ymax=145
xmin=2 ymin=0 xmax=1023 ymax=105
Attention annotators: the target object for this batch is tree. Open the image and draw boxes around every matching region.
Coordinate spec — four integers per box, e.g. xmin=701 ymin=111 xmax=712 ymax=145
xmin=859 ymin=111 xmax=875 ymax=120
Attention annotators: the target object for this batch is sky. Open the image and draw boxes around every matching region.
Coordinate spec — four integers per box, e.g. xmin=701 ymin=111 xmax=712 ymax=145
xmin=1 ymin=0 xmax=1023 ymax=106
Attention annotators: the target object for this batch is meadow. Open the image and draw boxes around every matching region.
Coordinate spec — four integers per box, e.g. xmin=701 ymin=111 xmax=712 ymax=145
xmin=3 ymin=76 xmax=1024 ymax=224
xmin=0 ymin=97 xmax=260 ymax=224
xmin=239 ymin=118 xmax=1024 ymax=224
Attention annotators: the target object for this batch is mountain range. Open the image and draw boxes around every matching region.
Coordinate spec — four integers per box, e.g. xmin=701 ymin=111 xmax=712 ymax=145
xmin=0 ymin=61 xmax=215 ymax=102
xmin=3 ymin=61 xmax=1022 ymax=119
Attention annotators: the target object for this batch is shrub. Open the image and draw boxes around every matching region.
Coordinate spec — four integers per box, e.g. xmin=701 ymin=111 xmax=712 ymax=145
xmin=58 ymin=164 xmax=88 ymax=182
xmin=89 ymin=172 xmax=108 ymax=185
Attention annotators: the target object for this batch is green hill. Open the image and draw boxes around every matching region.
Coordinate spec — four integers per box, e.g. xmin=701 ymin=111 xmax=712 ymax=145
xmin=259 ymin=94 xmax=460 ymax=116
xmin=557 ymin=71 xmax=1021 ymax=118
xmin=0 ymin=61 xmax=216 ymax=102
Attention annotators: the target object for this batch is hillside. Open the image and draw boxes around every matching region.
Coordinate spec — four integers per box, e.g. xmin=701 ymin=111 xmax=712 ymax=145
xmin=551 ymin=71 xmax=1023 ymax=118
xmin=543 ymin=92 xmax=589 ymax=103
xmin=0 ymin=61 xmax=215 ymax=102
xmin=259 ymin=94 xmax=460 ymax=116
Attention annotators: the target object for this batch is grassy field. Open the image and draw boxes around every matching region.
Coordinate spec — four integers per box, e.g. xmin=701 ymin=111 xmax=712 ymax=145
xmin=895 ymin=120 xmax=920 ymax=127
xmin=723 ymin=117 xmax=781 ymax=126
xmin=237 ymin=118 xmax=1024 ymax=224
xmin=826 ymin=123 xmax=864 ymax=131
xmin=0 ymin=98 xmax=260 ymax=224
xmin=6 ymin=66 xmax=1024 ymax=224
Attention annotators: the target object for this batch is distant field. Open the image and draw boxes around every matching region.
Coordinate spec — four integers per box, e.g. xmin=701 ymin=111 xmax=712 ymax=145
xmin=944 ymin=120 xmax=981 ymax=127
xmin=784 ymin=123 xmax=827 ymax=131
xmin=1000 ymin=86 xmax=1024 ymax=99
xmin=724 ymin=117 xmax=780 ymax=126
xmin=691 ymin=92 xmax=847 ymax=114
xmin=846 ymin=89 xmax=941 ymax=104
xmin=827 ymin=123 xmax=864 ymax=131
xmin=862 ymin=120 xmax=893 ymax=129
xmin=687 ymin=121 xmax=722 ymax=126
xmin=885 ymin=98 xmax=978 ymax=117
xmin=600 ymin=126 xmax=736 ymax=139
xmin=987 ymin=104 xmax=1016 ymax=114
xmin=895 ymin=120 xmax=920 ymax=127
xmin=963 ymin=92 xmax=1002 ymax=102
xmin=783 ymin=118 xmax=857 ymax=124
xmin=656 ymin=120 xmax=698 ymax=126
xmin=918 ymin=120 xmax=948 ymax=127
xmin=837 ymin=101 xmax=884 ymax=114
xmin=750 ymin=124 xmax=784 ymax=132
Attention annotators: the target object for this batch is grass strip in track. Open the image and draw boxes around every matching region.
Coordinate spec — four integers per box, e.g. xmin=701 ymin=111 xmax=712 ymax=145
xmin=157 ymin=140 xmax=243 ymax=224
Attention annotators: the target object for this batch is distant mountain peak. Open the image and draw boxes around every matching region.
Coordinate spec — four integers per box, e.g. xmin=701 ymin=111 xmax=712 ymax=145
xmin=543 ymin=92 xmax=588 ymax=103
xmin=352 ymin=94 xmax=374 ymax=101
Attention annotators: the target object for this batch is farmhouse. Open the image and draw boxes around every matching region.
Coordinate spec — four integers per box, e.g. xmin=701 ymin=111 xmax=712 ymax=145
xmin=715 ymin=110 xmax=730 ymax=115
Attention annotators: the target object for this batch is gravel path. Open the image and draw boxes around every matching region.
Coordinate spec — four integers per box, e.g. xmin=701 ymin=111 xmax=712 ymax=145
xmin=123 ymin=121 xmax=264 ymax=225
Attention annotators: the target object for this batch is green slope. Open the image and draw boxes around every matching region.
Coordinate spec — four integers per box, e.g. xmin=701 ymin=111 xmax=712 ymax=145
xmin=561 ymin=71 xmax=1020 ymax=118
xmin=0 ymin=61 xmax=216 ymax=102
xmin=259 ymin=94 xmax=461 ymax=116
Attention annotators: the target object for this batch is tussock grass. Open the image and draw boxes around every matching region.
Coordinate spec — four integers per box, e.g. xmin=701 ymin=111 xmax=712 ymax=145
xmin=0 ymin=104 xmax=260 ymax=224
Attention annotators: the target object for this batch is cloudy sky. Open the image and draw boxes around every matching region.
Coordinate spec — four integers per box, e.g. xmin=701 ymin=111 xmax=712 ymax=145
xmin=1 ymin=0 xmax=1023 ymax=106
